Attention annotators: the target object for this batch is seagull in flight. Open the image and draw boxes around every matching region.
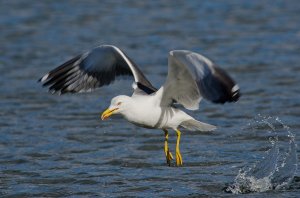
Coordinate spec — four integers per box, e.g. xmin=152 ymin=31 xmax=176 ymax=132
xmin=39 ymin=45 xmax=240 ymax=166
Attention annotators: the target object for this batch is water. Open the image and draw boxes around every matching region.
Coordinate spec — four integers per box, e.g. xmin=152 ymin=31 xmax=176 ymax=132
xmin=0 ymin=1 xmax=299 ymax=197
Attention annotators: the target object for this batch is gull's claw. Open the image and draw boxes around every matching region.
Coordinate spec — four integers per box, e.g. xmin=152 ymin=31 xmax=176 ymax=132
xmin=176 ymin=149 xmax=183 ymax=166
xmin=164 ymin=129 xmax=173 ymax=166
xmin=166 ymin=148 xmax=174 ymax=166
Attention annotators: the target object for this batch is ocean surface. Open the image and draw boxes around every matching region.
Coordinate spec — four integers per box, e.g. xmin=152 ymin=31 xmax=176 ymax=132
xmin=0 ymin=1 xmax=299 ymax=197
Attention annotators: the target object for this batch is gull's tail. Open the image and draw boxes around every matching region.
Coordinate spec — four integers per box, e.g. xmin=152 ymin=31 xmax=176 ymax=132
xmin=180 ymin=119 xmax=216 ymax=132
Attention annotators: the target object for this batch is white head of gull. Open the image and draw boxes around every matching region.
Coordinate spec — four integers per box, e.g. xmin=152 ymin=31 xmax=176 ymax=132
xmin=39 ymin=45 xmax=240 ymax=166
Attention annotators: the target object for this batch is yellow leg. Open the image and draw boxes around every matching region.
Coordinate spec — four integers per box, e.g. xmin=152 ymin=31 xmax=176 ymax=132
xmin=176 ymin=129 xmax=183 ymax=166
xmin=163 ymin=129 xmax=173 ymax=166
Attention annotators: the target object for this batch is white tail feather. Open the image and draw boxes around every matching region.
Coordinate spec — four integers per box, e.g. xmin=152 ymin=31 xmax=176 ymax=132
xmin=180 ymin=119 xmax=216 ymax=131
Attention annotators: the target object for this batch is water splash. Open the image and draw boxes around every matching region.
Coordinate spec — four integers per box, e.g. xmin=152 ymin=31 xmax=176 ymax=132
xmin=225 ymin=116 xmax=298 ymax=194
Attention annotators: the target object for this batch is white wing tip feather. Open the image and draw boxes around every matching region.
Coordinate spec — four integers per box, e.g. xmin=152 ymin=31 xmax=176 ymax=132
xmin=232 ymin=84 xmax=239 ymax=93
xmin=132 ymin=82 xmax=137 ymax=89
xmin=40 ymin=73 xmax=49 ymax=82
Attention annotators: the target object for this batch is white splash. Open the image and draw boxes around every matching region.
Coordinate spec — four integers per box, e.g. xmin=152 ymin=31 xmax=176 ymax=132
xmin=225 ymin=116 xmax=298 ymax=194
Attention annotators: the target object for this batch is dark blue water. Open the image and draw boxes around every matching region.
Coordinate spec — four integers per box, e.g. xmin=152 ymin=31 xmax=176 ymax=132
xmin=0 ymin=1 xmax=299 ymax=197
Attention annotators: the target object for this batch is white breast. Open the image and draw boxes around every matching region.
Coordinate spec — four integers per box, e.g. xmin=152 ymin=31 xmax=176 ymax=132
xmin=122 ymin=94 xmax=192 ymax=130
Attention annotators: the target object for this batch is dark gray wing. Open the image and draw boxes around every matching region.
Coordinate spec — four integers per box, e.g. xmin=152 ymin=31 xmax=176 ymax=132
xmin=39 ymin=45 xmax=157 ymax=94
xmin=161 ymin=50 xmax=240 ymax=110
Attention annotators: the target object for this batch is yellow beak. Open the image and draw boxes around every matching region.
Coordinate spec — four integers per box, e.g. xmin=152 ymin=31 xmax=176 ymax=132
xmin=101 ymin=108 xmax=119 ymax=120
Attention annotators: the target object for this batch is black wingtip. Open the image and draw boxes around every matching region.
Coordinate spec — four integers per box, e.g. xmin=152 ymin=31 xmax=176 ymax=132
xmin=207 ymin=83 xmax=241 ymax=104
xmin=213 ymin=87 xmax=241 ymax=104
xmin=136 ymin=82 xmax=157 ymax=94
xmin=210 ymin=66 xmax=241 ymax=104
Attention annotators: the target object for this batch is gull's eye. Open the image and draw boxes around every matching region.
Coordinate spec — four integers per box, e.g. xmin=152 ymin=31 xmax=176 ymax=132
xmin=117 ymin=102 xmax=122 ymax=106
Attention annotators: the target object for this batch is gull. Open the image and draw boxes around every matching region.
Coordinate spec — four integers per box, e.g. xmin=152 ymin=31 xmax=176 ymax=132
xmin=39 ymin=45 xmax=240 ymax=166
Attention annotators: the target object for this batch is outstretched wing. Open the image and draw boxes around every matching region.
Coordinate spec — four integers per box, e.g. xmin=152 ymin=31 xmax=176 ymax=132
xmin=161 ymin=50 xmax=240 ymax=110
xmin=39 ymin=45 xmax=156 ymax=94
